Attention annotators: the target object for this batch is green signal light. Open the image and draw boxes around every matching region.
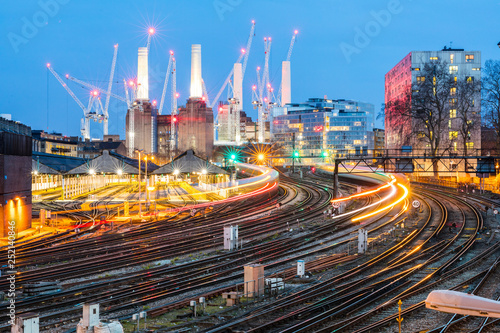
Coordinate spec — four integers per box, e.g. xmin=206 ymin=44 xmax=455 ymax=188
xmin=322 ymin=151 xmax=329 ymax=157
xmin=230 ymin=154 xmax=236 ymax=160
xmin=293 ymin=151 xmax=300 ymax=158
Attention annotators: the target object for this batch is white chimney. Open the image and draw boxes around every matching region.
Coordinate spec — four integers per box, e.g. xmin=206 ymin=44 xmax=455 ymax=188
xmin=233 ymin=63 xmax=242 ymax=110
xmin=281 ymin=61 xmax=291 ymax=105
xmin=190 ymin=44 xmax=202 ymax=98
xmin=137 ymin=47 xmax=149 ymax=100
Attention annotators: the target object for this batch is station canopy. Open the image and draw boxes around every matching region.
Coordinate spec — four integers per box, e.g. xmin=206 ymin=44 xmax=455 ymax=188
xmin=32 ymin=152 xmax=86 ymax=175
xmin=66 ymin=150 xmax=159 ymax=175
xmin=153 ymin=150 xmax=228 ymax=175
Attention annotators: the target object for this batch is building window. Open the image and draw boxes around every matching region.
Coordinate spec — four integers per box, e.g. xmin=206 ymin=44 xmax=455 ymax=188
xmin=450 ymin=109 xmax=457 ymax=118
xmin=450 ymin=87 xmax=456 ymax=96
xmin=449 ymin=131 xmax=458 ymax=140
xmin=430 ymin=56 xmax=439 ymax=60
xmin=467 ymin=76 xmax=474 ymax=83
xmin=449 ymin=66 xmax=458 ymax=74
xmin=466 ymin=54 xmax=474 ymax=62
xmin=417 ymin=76 xmax=425 ymax=83
xmin=454 ymin=142 xmax=457 ymax=151
xmin=449 ymin=99 xmax=457 ymax=107
xmin=448 ymin=120 xmax=452 ymax=129
xmin=450 ymin=54 xmax=454 ymax=64
xmin=472 ymin=67 xmax=480 ymax=71
xmin=466 ymin=142 xmax=474 ymax=149
xmin=413 ymin=67 xmax=420 ymax=71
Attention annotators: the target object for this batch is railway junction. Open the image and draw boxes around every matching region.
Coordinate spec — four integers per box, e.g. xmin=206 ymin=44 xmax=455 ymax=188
xmin=1 ymin=159 xmax=500 ymax=333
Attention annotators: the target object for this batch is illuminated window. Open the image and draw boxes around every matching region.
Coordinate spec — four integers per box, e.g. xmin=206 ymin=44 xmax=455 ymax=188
xmin=430 ymin=56 xmax=439 ymax=60
xmin=466 ymin=54 xmax=474 ymax=62
xmin=450 ymin=109 xmax=457 ymax=118
xmin=467 ymin=76 xmax=474 ymax=83
xmin=449 ymin=131 xmax=458 ymax=140
xmin=454 ymin=76 xmax=457 ymax=83
xmin=450 ymin=54 xmax=454 ymax=64
xmin=454 ymin=142 xmax=457 ymax=151
xmin=449 ymin=98 xmax=457 ymax=107
xmin=413 ymin=67 xmax=420 ymax=71
xmin=417 ymin=76 xmax=425 ymax=83
xmin=450 ymin=87 xmax=456 ymax=96
xmin=466 ymin=142 xmax=474 ymax=149
xmin=448 ymin=120 xmax=452 ymax=128
xmin=417 ymin=131 xmax=425 ymax=138
xmin=449 ymin=66 xmax=458 ymax=74
xmin=472 ymin=67 xmax=480 ymax=71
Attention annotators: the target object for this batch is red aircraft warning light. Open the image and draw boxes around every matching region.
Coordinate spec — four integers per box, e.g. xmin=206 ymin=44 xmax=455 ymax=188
xmin=148 ymin=27 xmax=155 ymax=35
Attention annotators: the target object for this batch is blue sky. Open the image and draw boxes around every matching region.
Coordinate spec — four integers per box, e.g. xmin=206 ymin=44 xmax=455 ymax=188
xmin=2 ymin=0 xmax=500 ymax=139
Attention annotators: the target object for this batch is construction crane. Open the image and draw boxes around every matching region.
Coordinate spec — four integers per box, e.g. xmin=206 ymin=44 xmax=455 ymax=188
xmin=158 ymin=51 xmax=174 ymax=115
xmin=276 ymin=30 xmax=298 ymax=106
xmin=47 ymin=64 xmax=105 ymax=140
xmin=67 ymin=75 xmax=127 ymax=105
xmin=102 ymin=44 xmax=118 ymax=135
xmin=170 ymin=58 xmax=178 ymax=161
xmin=208 ymin=20 xmax=256 ymax=109
xmin=252 ymin=37 xmax=272 ymax=143
xmin=146 ymin=27 xmax=155 ymax=52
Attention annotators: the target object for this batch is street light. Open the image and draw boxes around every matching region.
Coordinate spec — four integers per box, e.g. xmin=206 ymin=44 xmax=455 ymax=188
xmin=135 ymin=150 xmax=143 ymax=217
xmin=144 ymin=155 xmax=155 ymax=206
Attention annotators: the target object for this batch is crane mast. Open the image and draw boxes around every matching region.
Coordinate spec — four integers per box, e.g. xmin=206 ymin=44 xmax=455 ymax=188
xmin=208 ymin=20 xmax=256 ymax=109
xmin=277 ymin=30 xmax=298 ymax=106
xmin=170 ymin=58 xmax=177 ymax=161
xmin=158 ymin=51 xmax=174 ymax=115
xmin=103 ymin=44 xmax=118 ymax=136
xmin=256 ymin=38 xmax=271 ymax=143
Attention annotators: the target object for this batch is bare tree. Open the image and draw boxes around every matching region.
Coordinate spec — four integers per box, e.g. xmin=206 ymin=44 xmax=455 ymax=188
xmin=482 ymin=60 xmax=500 ymax=148
xmin=455 ymin=76 xmax=480 ymax=173
xmin=388 ymin=60 xmax=456 ymax=176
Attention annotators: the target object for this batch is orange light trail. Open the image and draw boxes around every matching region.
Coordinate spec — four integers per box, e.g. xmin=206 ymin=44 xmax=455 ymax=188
xmin=331 ymin=178 xmax=396 ymax=204
xmin=352 ymin=183 xmax=409 ymax=222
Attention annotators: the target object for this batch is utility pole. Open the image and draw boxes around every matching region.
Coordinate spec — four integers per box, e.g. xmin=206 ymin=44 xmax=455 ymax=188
xmin=333 ymin=159 xmax=339 ymax=199
xmin=292 ymin=132 xmax=295 ymax=174
xmin=137 ymin=150 xmax=142 ymax=217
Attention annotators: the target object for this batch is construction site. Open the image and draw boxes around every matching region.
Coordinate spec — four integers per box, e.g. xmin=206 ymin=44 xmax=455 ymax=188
xmin=46 ymin=21 xmax=299 ymax=163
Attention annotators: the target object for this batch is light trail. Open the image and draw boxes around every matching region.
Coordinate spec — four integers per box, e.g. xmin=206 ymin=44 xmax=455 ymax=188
xmin=331 ymin=177 xmax=396 ymax=204
xmin=352 ymin=183 xmax=409 ymax=222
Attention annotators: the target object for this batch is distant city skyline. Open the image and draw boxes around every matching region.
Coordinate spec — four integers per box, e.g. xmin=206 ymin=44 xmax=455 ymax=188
xmin=2 ymin=0 xmax=500 ymax=139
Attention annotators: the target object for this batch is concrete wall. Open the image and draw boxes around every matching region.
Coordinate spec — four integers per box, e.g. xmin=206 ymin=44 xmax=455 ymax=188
xmin=0 ymin=155 xmax=32 ymax=237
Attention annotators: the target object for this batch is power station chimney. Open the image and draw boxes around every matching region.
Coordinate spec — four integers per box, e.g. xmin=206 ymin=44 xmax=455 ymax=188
xmin=281 ymin=60 xmax=291 ymax=106
xmin=190 ymin=44 xmax=202 ymax=98
xmin=137 ymin=47 xmax=149 ymax=100
xmin=233 ymin=63 xmax=243 ymax=110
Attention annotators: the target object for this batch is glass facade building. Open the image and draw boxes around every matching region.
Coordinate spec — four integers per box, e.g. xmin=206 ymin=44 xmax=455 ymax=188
xmin=272 ymin=98 xmax=374 ymax=160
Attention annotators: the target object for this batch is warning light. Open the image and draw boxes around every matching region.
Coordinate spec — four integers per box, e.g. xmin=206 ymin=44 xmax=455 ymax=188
xmin=294 ymin=30 xmax=299 ymax=35
xmin=293 ymin=151 xmax=300 ymax=158
xmin=172 ymin=117 xmax=177 ymax=123
xmin=129 ymin=80 xmax=134 ymax=86
xmin=175 ymin=92 xmax=179 ymax=98
xmin=311 ymin=167 xmax=316 ymax=173
xmin=170 ymin=50 xmax=174 ymax=55
xmin=148 ymin=27 xmax=155 ymax=35
xmin=92 ymin=90 xmax=99 ymax=96
xmin=252 ymin=85 xmax=257 ymax=91
xmin=46 ymin=63 xmax=50 ymax=68
xmin=241 ymin=48 xmax=246 ymax=53
xmin=152 ymin=100 xmax=157 ymax=106
xmin=321 ymin=151 xmax=329 ymax=158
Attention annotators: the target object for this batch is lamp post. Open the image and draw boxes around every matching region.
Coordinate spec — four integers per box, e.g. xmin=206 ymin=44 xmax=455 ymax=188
xmin=144 ymin=154 xmax=155 ymax=208
xmin=135 ymin=150 xmax=143 ymax=217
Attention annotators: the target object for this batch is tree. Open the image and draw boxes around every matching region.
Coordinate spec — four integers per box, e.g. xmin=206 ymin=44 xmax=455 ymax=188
xmin=482 ymin=60 xmax=500 ymax=148
xmin=455 ymin=76 xmax=480 ymax=173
